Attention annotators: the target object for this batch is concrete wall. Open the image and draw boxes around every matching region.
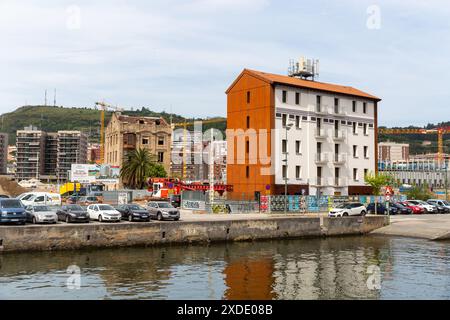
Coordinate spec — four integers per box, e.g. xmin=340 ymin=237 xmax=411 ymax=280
xmin=0 ymin=216 xmax=388 ymax=253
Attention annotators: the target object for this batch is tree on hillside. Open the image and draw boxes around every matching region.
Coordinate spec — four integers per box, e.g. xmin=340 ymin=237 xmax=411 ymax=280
xmin=364 ymin=171 xmax=395 ymax=214
xmin=120 ymin=148 xmax=167 ymax=189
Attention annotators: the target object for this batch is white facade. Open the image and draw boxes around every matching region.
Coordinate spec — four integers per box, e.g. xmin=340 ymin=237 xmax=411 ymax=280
xmin=272 ymin=84 xmax=376 ymax=196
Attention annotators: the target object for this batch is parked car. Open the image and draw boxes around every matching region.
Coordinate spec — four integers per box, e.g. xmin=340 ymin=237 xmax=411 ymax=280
xmin=19 ymin=192 xmax=62 ymax=207
xmin=427 ymin=199 xmax=450 ymax=213
xmin=25 ymin=205 xmax=58 ymax=224
xmin=78 ymin=196 xmax=101 ymax=206
xmin=66 ymin=195 xmax=80 ymax=204
xmin=328 ymin=202 xmax=367 ymax=217
xmin=0 ymin=198 xmax=27 ymax=225
xmin=116 ymin=204 xmax=151 ymax=222
xmin=399 ymin=201 xmax=424 ymax=214
xmin=147 ymin=201 xmax=180 ymax=221
xmin=366 ymin=203 xmax=387 ymax=215
xmin=169 ymin=194 xmax=181 ymax=208
xmin=56 ymin=204 xmax=90 ymax=223
xmin=407 ymin=200 xmax=438 ymax=213
xmin=390 ymin=202 xmax=413 ymax=215
xmin=87 ymin=204 xmax=121 ymax=222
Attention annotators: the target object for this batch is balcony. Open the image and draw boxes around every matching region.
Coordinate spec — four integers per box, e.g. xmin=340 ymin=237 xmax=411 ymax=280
xmin=315 ymin=128 xmax=327 ymax=139
xmin=315 ymin=105 xmax=329 ymax=115
xmin=333 ymin=130 xmax=346 ymax=141
xmin=333 ymin=106 xmax=347 ymax=116
xmin=334 ymin=178 xmax=347 ymax=186
xmin=315 ymin=153 xmax=329 ymax=164
xmin=333 ymin=153 xmax=346 ymax=165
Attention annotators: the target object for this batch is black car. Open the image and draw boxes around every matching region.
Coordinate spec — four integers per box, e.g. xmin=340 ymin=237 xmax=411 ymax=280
xmin=391 ymin=202 xmax=412 ymax=215
xmin=116 ymin=204 xmax=150 ymax=222
xmin=56 ymin=204 xmax=90 ymax=223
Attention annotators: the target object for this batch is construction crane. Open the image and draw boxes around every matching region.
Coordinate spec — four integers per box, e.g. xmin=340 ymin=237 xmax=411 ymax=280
xmin=379 ymin=127 xmax=450 ymax=165
xmin=95 ymin=101 xmax=124 ymax=163
xmin=172 ymin=118 xmax=226 ymax=182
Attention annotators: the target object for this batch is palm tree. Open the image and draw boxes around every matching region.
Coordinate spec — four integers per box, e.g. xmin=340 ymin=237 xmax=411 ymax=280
xmin=120 ymin=148 xmax=166 ymax=189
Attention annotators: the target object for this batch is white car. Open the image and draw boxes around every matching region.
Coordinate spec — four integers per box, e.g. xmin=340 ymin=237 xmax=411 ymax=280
xmin=407 ymin=200 xmax=437 ymax=213
xmin=25 ymin=205 xmax=58 ymax=224
xmin=428 ymin=199 xmax=450 ymax=210
xmin=329 ymin=202 xmax=367 ymax=217
xmin=19 ymin=192 xmax=62 ymax=207
xmin=87 ymin=204 xmax=121 ymax=222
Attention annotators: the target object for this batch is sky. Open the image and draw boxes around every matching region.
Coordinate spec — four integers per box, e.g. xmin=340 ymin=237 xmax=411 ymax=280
xmin=1 ymin=0 xmax=450 ymax=126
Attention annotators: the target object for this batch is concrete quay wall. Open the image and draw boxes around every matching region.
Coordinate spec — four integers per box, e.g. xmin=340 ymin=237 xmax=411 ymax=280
xmin=0 ymin=216 xmax=388 ymax=253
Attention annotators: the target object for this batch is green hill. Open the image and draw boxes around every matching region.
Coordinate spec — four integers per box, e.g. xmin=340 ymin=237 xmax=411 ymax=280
xmin=0 ymin=105 xmax=227 ymax=144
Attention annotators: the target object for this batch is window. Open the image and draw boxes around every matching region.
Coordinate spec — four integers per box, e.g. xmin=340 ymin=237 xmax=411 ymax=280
xmin=295 ymin=140 xmax=301 ymax=154
xmin=364 ymin=146 xmax=369 ymax=158
xmin=334 ymin=98 xmax=339 ymax=113
xmin=353 ymin=168 xmax=358 ymax=181
xmin=246 ymin=116 xmax=250 ymax=129
xmin=282 ymin=90 xmax=287 ymax=103
xmin=364 ymin=169 xmax=369 ymax=178
xmin=139 ymin=119 xmax=145 ymax=124
xmin=282 ymin=114 xmax=287 ymax=127
xmin=247 ymin=91 xmax=251 ymax=104
xmin=295 ymin=116 xmax=300 ymax=128
xmin=296 ymin=166 xmax=301 ymax=179
xmin=246 ymin=141 xmax=249 ymax=154
xmin=295 ymin=92 xmax=300 ymax=105
xmin=316 ymin=95 xmax=321 ymax=111
xmin=158 ymin=152 xmax=164 ymax=162
xmin=352 ymin=101 xmax=356 ymax=112
xmin=282 ymin=139 xmax=287 ymax=153
xmin=246 ymin=166 xmax=250 ymax=178
xmin=282 ymin=165 xmax=287 ymax=179
xmin=363 ymin=123 xmax=368 ymax=135
xmin=363 ymin=102 xmax=367 ymax=113
xmin=353 ymin=145 xmax=358 ymax=158
xmin=353 ymin=122 xmax=357 ymax=134
xmin=158 ymin=136 xmax=164 ymax=146
xmin=142 ymin=138 xmax=149 ymax=145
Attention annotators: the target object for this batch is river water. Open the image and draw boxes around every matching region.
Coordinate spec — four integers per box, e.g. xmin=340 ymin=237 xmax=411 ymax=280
xmin=0 ymin=236 xmax=449 ymax=300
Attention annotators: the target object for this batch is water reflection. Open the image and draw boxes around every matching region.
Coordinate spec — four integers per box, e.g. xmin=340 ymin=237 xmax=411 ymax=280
xmin=0 ymin=237 xmax=449 ymax=299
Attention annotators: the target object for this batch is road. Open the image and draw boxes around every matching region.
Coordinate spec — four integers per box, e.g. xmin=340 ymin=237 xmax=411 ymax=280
xmin=372 ymin=214 xmax=450 ymax=240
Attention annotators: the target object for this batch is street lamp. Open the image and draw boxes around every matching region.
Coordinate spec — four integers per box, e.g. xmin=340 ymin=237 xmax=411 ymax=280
xmin=283 ymin=122 xmax=293 ymax=214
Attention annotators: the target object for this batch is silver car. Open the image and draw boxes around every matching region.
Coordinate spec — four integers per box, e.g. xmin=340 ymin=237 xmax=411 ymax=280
xmin=147 ymin=201 xmax=180 ymax=221
xmin=26 ymin=205 xmax=58 ymax=224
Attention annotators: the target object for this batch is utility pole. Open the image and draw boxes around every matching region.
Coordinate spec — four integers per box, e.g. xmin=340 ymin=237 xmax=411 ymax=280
xmin=284 ymin=123 xmax=293 ymax=214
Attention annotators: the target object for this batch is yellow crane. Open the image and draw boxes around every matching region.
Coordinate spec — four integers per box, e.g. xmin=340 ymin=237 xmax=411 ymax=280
xmin=95 ymin=101 xmax=124 ymax=164
xmin=172 ymin=118 xmax=226 ymax=180
xmin=379 ymin=127 xmax=450 ymax=165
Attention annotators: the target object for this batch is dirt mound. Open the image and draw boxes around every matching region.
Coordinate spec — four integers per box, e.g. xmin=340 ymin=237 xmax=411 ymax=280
xmin=0 ymin=177 xmax=30 ymax=197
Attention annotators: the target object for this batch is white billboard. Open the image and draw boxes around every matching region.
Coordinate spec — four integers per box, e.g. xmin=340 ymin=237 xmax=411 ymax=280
xmin=70 ymin=164 xmax=120 ymax=184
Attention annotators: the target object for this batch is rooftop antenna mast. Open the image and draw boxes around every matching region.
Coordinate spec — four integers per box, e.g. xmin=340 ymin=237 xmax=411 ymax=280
xmin=44 ymin=89 xmax=47 ymax=106
xmin=288 ymin=56 xmax=320 ymax=81
xmin=53 ymin=89 xmax=56 ymax=107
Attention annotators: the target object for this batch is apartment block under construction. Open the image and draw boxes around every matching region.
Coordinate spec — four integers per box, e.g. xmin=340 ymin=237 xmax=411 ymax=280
xmin=15 ymin=126 xmax=87 ymax=182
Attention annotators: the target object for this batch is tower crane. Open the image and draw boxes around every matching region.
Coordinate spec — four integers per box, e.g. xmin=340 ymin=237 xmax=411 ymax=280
xmin=95 ymin=101 xmax=124 ymax=164
xmin=379 ymin=127 xmax=450 ymax=165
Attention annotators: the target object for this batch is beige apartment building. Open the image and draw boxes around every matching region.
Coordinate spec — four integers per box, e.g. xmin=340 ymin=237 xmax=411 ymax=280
xmin=104 ymin=113 xmax=171 ymax=173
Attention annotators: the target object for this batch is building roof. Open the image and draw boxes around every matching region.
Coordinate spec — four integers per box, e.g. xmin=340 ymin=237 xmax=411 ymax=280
xmin=226 ymin=68 xmax=381 ymax=101
xmin=115 ymin=113 xmax=169 ymax=126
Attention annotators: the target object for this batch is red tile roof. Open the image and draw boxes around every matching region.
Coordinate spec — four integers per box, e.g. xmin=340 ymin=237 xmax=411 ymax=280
xmin=226 ymin=69 xmax=381 ymax=101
